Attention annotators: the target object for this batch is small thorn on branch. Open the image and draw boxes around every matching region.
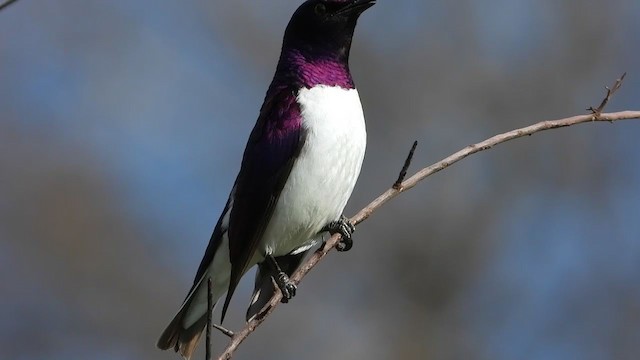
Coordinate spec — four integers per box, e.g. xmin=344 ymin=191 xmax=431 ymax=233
xmin=588 ymin=72 xmax=627 ymax=118
xmin=393 ymin=141 xmax=418 ymax=190
xmin=213 ymin=324 xmax=235 ymax=338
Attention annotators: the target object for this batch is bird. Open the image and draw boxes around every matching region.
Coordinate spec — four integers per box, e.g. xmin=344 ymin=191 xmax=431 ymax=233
xmin=157 ymin=0 xmax=374 ymax=358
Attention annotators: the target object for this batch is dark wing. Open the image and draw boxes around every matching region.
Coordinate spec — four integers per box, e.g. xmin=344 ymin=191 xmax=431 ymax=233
xmin=220 ymin=85 xmax=306 ymax=322
xmin=190 ymin=196 xmax=232 ymax=291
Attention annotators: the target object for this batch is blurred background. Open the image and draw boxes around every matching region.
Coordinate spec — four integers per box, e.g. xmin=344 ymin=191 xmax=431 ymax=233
xmin=1 ymin=0 xmax=639 ymax=359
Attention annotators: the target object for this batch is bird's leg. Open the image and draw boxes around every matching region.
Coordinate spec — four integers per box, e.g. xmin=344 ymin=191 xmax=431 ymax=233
xmin=321 ymin=215 xmax=356 ymax=252
xmin=266 ymin=255 xmax=297 ymax=303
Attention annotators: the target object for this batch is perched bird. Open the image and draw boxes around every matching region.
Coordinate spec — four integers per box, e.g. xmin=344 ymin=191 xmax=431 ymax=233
xmin=157 ymin=0 xmax=374 ymax=358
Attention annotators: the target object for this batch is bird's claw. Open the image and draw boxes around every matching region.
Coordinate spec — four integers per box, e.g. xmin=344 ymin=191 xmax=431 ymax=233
xmin=276 ymin=272 xmax=297 ymax=303
xmin=323 ymin=215 xmax=355 ymax=252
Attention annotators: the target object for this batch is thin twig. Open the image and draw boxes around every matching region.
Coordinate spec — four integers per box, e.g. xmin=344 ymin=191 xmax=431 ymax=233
xmin=588 ymin=72 xmax=626 ymax=116
xmin=393 ymin=141 xmax=418 ymax=190
xmin=213 ymin=324 xmax=235 ymax=338
xmin=215 ymin=76 xmax=639 ymax=359
xmin=0 ymin=0 xmax=20 ymax=12
xmin=206 ymin=278 xmax=213 ymax=360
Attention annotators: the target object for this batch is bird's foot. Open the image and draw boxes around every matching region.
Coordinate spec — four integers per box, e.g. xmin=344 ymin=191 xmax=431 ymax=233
xmin=322 ymin=215 xmax=356 ymax=252
xmin=267 ymin=255 xmax=297 ymax=303
xmin=275 ymin=272 xmax=297 ymax=303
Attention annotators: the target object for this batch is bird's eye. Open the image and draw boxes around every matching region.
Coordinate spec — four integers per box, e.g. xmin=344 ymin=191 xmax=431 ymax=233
xmin=314 ymin=3 xmax=327 ymax=16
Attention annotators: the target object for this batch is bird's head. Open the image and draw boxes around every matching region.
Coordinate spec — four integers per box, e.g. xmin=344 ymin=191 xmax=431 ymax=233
xmin=282 ymin=0 xmax=375 ymax=60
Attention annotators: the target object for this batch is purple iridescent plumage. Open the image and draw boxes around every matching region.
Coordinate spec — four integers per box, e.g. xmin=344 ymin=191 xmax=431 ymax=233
xmin=255 ymin=46 xmax=356 ymax=142
xmin=276 ymin=48 xmax=355 ymax=90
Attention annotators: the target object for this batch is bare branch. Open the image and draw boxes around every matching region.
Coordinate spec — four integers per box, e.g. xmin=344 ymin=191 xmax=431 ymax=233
xmin=215 ymin=108 xmax=640 ymax=359
xmin=213 ymin=76 xmax=639 ymax=359
xmin=0 ymin=0 xmax=20 ymax=12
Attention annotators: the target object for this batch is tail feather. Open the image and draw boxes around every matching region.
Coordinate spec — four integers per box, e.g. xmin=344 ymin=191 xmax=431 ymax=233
xmin=157 ymin=274 xmax=222 ymax=360
xmin=157 ymin=308 xmax=209 ymax=360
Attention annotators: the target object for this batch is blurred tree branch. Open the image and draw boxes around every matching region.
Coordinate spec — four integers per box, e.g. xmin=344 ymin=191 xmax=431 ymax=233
xmin=0 ymin=0 xmax=19 ymax=12
xmin=208 ymin=75 xmax=639 ymax=359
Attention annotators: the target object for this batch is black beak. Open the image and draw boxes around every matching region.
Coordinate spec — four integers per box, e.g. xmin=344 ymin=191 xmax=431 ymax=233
xmin=335 ymin=0 xmax=376 ymax=16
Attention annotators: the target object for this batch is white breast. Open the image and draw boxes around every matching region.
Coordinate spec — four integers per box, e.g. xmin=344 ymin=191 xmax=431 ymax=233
xmin=257 ymin=85 xmax=367 ymax=258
